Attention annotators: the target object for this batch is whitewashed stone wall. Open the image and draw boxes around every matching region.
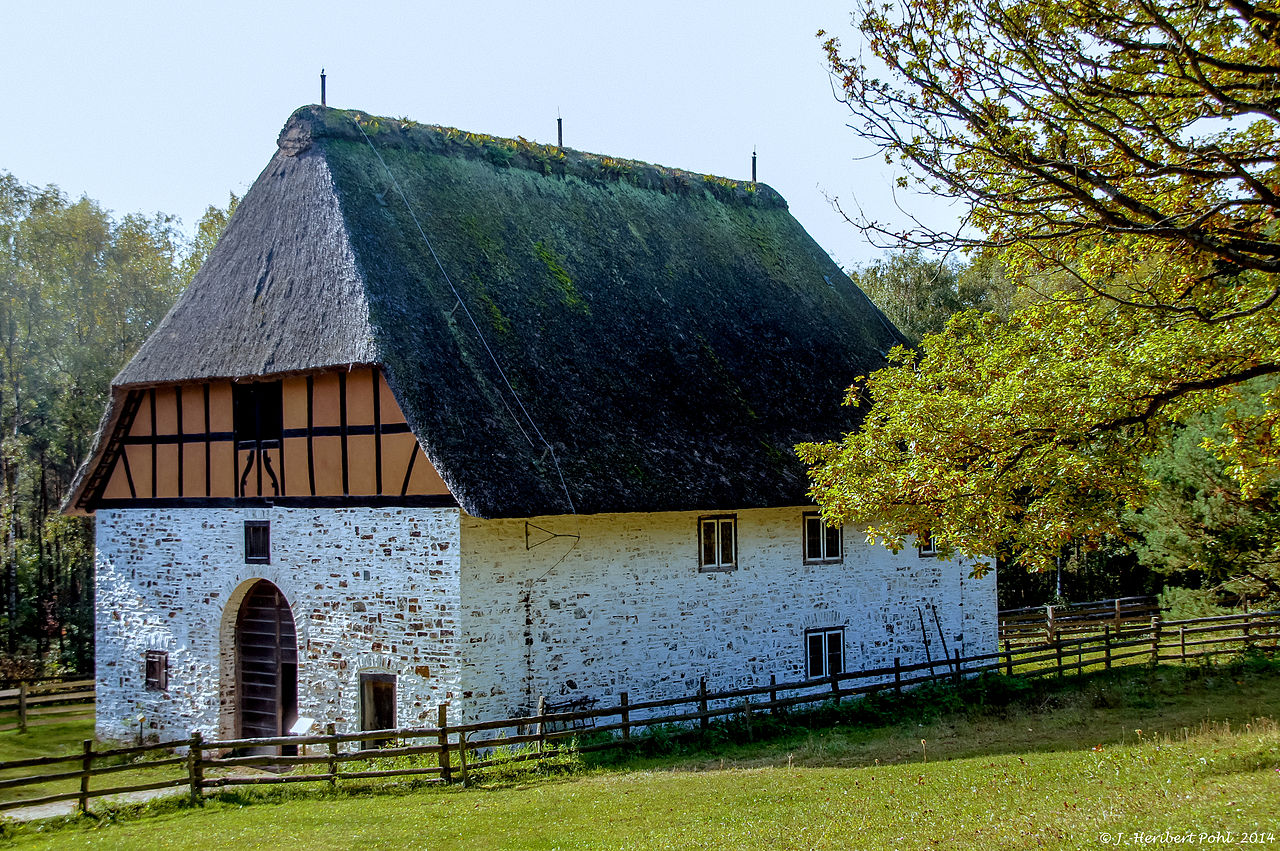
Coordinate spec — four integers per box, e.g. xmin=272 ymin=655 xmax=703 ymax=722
xmin=94 ymin=506 xmax=463 ymax=742
xmin=457 ymin=507 xmax=997 ymax=722
xmin=94 ymin=504 xmax=997 ymax=742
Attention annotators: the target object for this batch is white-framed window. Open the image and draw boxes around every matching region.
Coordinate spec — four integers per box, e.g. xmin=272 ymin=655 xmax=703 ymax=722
xmin=918 ymin=533 xmax=937 ymax=558
xmin=802 ymin=512 xmax=842 ymax=563
xmin=698 ymin=515 xmax=737 ymax=571
xmin=805 ymin=628 xmax=844 ymax=679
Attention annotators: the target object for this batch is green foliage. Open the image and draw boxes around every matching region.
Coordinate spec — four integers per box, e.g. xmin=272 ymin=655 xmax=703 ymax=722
xmin=853 ymin=249 xmax=1013 ymax=344
xmin=1157 ymin=586 xmax=1233 ymax=621
xmin=808 ymin=0 xmax=1280 ymax=573
xmin=0 ymin=172 xmax=233 ymax=667
xmin=1128 ymin=379 xmax=1280 ymax=606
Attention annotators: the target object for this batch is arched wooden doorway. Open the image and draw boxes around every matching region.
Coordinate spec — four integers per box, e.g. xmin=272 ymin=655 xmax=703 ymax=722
xmin=235 ymin=580 xmax=298 ymax=741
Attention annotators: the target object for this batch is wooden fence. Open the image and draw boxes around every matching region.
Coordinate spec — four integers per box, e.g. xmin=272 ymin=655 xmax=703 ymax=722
xmin=0 ymin=680 xmax=95 ymax=733
xmin=999 ymin=596 xmax=1161 ymax=646
xmin=0 ymin=609 xmax=1276 ymax=816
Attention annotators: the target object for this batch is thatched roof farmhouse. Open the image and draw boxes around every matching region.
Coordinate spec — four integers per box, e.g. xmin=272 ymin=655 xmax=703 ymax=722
xmin=71 ymin=106 xmax=989 ymax=744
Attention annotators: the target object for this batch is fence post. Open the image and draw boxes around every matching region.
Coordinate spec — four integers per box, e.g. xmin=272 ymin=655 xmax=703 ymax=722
xmin=18 ymin=682 xmax=27 ymax=733
xmin=457 ymin=731 xmax=469 ymax=786
xmin=894 ymin=657 xmax=902 ymax=695
xmin=437 ymin=704 xmax=452 ymax=784
xmin=1046 ymin=604 xmax=1056 ymax=644
xmin=187 ymin=732 xmax=204 ymax=805
xmin=535 ymin=695 xmax=547 ymax=766
xmin=78 ymin=738 xmax=93 ymax=814
xmin=325 ymin=722 xmax=338 ymax=787
xmin=830 ymin=670 xmax=841 ymax=704
xmin=1243 ymin=603 xmax=1253 ymax=651
xmin=1003 ymin=640 xmax=1013 ymax=676
xmin=1150 ymin=616 xmax=1161 ymax=666
xmin=616 ymin=692 xmax=628 ymax=743
xmin=743 ymin=697 xmax=753 ymax=741
xmin=1055 ymin=639 xmax=1063 ymax=678
xmin=769 ymin=674 xmax=778 ymax=717
xmin=699 ymin=677 xmax=709 ymax=731
xmin=1104 ymin=625 xmax=1112 ymax=670
xmin=1115 ymin=598 xmax=1122 ymax=635
xmin=1180 ymin=626 xmax=1186 ymax=662
xmin=952 ymin=649 xmax=961 ymax=685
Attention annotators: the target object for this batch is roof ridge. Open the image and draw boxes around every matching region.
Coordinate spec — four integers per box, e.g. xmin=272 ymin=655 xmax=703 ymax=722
xmin=280 ymin=105 xmax=787 ymax=209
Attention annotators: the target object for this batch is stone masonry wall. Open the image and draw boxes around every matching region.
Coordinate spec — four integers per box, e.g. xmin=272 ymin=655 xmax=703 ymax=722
xmin=457 ymin=507 xmax=997 ymax=721
xmin=94 ymin=506 xmax=462 ymax=743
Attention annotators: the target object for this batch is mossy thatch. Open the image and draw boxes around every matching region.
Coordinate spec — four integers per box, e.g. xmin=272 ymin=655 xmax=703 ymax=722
xmin=73 ymin=105 xmax=907 ymax=518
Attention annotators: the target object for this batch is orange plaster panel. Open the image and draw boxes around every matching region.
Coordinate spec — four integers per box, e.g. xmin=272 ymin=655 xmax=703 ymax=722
xmin=101 ymin=462 xmax=134 ymax=500
xmin=130 ymin=395 xmax=152 ymax=438
xmin=377 ymin=372 xmax=406 ymax=424
xmin=209 ymin=441 xmax=236 ymax=497
xmin=155 ymin=444 xmax=180 ymax=498
xmin=312 ymin=373 xmax=341 ymax=428
xmin=124 ymin=446 xmax=153 ymax=499
xmin=181 ymin=386 xmax=206 ymax=434
xmin=311 ymin=435 xmax=343 ymax=494
xmin=406 ymin=446 xmax=450 ymax=495
xmin=154 ymin=388 xmax=178 ymax=435
xmin=181 ymin=444 xmax=205 ymax=497
xmin=346 ymin=435 xmax=378 ymax=495
xmin=346 ymin=369 xmax=375 ymax=426
xmin=381 ymin=433 xmax=417 ymax=494
xmin=282 ymin=376 xmax=309 ymax=430
xmin=283 ymin=437 xmax=310 ymax=496
xmin=208 ymin=382 xmax=234 ymax=433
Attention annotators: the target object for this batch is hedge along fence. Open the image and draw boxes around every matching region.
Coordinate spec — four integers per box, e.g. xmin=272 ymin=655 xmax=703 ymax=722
xmin=0 ymin=609 xmax=1276 ymax=816
xmin=999 ymin=596 xmax=1161 ymax=647
xmin=0 ymin=679 xmax=95 ymax=733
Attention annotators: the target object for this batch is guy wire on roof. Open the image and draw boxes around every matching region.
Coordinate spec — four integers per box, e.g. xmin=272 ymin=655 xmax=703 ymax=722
xmin=351 ymin=117 xmax=579 ymax=518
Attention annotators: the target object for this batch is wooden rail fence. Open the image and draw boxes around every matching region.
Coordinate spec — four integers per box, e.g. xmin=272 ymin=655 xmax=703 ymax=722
xmin=0 ymin=609 xmax=1275 ymax=816
xmin=0 ymin=679 xmax=95 ymax=733
xmin=999 ymin=596 xmax=1160 ymax=646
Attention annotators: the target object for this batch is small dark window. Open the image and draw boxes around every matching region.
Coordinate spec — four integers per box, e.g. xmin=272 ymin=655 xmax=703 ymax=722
xmin=805 ymin=628 xmax=844 ymax=679
xmin=360 ymin=672 xmax=397 ymax=747
xmin=918 ymin=533 xmax=937 ymax=558
xmin=698 ymin=515 xmax=737 ymax=571
xmin=144 ymin=650 xmax=168 ymax=691
xmin=802 ymin=513 xmax=843 ymax=563
xmin=233 ymin=381 xmax=283 ymax=447
xmin=245 ymin=520 xmax=271 ymax=564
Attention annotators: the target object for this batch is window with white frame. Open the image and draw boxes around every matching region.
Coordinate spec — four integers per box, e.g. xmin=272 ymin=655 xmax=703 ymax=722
xmin=805 ymin=628 xmax=844 ymax=679
xmin=802 ymin=512 xmax=842 ymax=563
xmin=698 ymin=515 xmax=737 ymax=571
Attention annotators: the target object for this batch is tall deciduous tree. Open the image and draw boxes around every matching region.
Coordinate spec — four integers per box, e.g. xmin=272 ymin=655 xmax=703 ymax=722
xmin=0 ymin=172 xmax=234 ymax=668
xmin=803 ymin=0 xmax=1280 ymax=572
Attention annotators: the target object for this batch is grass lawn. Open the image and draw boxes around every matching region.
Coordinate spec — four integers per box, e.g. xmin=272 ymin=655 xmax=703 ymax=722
xmin=2 ymin=661 xmax=1278 ymax=849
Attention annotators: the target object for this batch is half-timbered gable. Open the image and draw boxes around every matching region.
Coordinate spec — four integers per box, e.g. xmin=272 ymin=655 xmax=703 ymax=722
xmin=79 ymin=367 xmax=449 ymax=508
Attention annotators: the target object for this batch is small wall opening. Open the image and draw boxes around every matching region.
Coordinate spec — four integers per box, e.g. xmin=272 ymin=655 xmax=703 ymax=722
xmin=360 ymin=671 xmax=396 ymax=748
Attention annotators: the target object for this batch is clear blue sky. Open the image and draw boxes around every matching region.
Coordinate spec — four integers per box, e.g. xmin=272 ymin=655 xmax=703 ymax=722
xmin=1 ymin=0 xmax=955 ymax=268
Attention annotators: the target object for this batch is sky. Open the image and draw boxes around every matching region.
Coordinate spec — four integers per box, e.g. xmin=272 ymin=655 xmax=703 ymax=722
xmin=0 ymin=0 xmax=953 ymax=269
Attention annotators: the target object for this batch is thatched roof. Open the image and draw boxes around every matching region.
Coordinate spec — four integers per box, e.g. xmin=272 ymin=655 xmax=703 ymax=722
xmin=73 ymin=105 xmax=907 ymax=518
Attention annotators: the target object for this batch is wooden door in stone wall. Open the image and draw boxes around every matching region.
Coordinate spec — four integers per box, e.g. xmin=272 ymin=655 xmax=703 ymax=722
xmin=235 ymin=580 xmax=298 ymax=744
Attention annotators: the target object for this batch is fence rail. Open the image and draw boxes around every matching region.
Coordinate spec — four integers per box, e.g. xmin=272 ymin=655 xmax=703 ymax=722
xmin=999 ymin=596 xmax=1161 ymax=645
xmin=0 ymin=679 xmax=95 ymax=734
xmin=0 ymin=609 xmax=1276 ymax=816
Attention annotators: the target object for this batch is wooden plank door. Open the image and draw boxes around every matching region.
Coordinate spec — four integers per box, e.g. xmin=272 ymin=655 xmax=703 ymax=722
xmin=235 ymin=580 xmax=298 ymax=742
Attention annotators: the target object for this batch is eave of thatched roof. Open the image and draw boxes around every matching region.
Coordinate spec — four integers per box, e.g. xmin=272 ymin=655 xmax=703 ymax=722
xmin=68 ymin=105 xmax=907 ymax=518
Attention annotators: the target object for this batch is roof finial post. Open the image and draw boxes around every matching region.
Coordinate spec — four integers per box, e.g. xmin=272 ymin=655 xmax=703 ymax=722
xmin=320 ymin=69 xmax=327 ymax=107
xmin=751 ymin=148 xmax=757 ymax=184
xmin=557 ymin=115 xmax=563 ymax=149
